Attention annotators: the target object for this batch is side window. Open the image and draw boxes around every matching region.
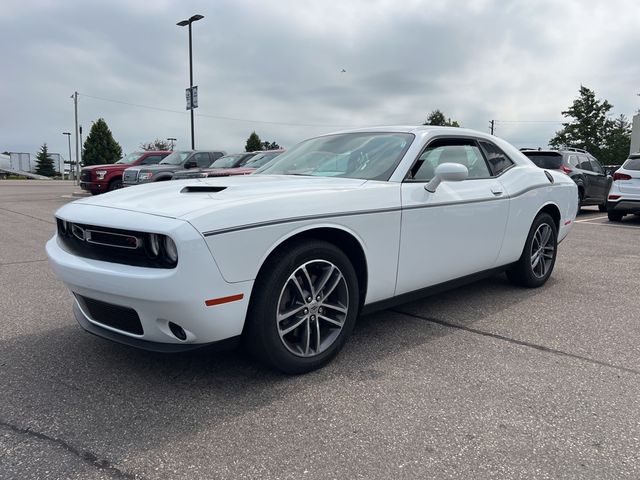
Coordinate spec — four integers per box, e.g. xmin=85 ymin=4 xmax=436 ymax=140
xmin=577 ymin=155 xmax=593 ymax=171
xmin=210 ymin=152 xmax=224 ymax=161
xmin=194 ymin=153 xmax=212 ymax=168
xmin=411 ymin=140 xmax=491 ymax=181
xmin=590 ymin=157 xmax=604 ymax=174
xmin=567 ymin=155 xmax=579 ymax=168
xmin=479 ymin=141 xmax=514 ymax=175
xmin=141 ymin=155 xmax=162 ymax=165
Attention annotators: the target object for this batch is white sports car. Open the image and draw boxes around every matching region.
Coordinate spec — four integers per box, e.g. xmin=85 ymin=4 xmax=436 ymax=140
xmin=47 ymin=126 xmax=578 ymax=373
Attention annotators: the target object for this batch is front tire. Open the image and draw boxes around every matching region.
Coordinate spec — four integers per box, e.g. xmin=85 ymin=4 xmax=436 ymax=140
xmin=507 ymin=212 xmax=557 ymax=288
xmin=245 ymin=240 xmax=359 ymax=374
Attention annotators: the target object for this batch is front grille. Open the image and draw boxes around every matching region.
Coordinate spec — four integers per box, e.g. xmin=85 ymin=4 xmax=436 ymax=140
xmin=81 ymin=170 xmax=91 ymax=182
xmin=123 ymin=169 xmax=138 ymax=183
xmin=56 ymin=219 xmax=178 ymax=269
xmin=76 ymin=295 xmax=143 ymax=335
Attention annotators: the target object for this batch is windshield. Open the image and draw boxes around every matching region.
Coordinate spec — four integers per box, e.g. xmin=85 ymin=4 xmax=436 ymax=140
xmin=116 ymin=152 xmax=144 ymax=165
xmin=245 ymin=151 xmax=283 ymax=168
xmin=160 ymin=151 xmax=191 ymax=165
xmin=209 ymin=153 xmax=253 ymax=169
xmin=523 ymin=152 xmax=563 ymax=169
xmin=256 ymin=133 xmax=413 ymax=180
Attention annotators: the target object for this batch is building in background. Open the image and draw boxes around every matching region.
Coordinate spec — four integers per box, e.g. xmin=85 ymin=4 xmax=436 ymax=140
xmin=631 ymin=113 xmax=640 ymax=154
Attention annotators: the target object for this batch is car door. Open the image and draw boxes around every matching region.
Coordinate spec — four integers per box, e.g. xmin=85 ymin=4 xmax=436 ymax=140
xmin=194 ymin=152 xmax=213 ymax=168
xmin=576 ymin=154 xmax=598 ymax=201
xmin=396 ymin=137 xmax=509 ymax=295
xmin=588 ymin=156 xmax=609 ymax=201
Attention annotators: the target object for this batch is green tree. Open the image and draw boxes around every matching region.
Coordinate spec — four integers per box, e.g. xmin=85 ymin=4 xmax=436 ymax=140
xmin=423 ymin=109 xmax=460 ymax=127
xmin=261 ymin=140 xmax=281 ymax=150
xmin=549 ymin=86 xmax=612 ymax=158
xmin=35 ymin=143 xmax=56 ymax=177
xmin=82 ymin=118 xmax=123 ymax=166
xmin=140 ymin=139 xmax=171 ymax=151
xmin=245 ymin=131 xmax=263 ymax=152
xmin=601 ymin=114 xmax=632 ymax=165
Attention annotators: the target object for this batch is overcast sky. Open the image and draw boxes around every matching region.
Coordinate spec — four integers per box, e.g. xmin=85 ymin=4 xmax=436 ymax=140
xmin=1 ymin=0 xmax=639 ymax=160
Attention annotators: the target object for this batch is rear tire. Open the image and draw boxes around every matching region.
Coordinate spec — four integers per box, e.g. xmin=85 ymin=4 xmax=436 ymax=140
xmin=245 ymin=240 xmax=359 ymax=374
xmin=598 ymin=202 xmax=607 ymax=212
xmin=506 ymin=212 xmax=557 ymax=288
xmin=608 ymin=211 xmax=623 ymax=222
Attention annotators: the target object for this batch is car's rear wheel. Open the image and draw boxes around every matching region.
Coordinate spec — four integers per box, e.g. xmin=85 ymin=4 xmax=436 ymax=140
xmin=108 ymin=178 xmax=123 ymax=191
xmin=608 ymin=211 xmax=623 ymax=222
xmin=507 ymin=212 xmax=557 ymax=288
xmin=245 ymin=240 xmax=359 ymax=374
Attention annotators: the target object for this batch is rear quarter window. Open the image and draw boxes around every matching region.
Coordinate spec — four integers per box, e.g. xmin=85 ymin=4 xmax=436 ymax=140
xmin=622 ymin=158 xmax=640 ymax=170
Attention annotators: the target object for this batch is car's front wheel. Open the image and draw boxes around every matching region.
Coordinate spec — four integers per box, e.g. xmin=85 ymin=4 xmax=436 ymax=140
xmin=108 ymin=178 xmax=123 ymax=191
xmin=507 ymin=212 xmax=557 ymax=288
xmin=608 ymin=211 xmax=623 ymax=222
xmin=245 ymin=240 xmax=359 ymax=374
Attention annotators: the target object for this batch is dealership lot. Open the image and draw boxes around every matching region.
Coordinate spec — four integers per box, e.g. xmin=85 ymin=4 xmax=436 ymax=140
xmin=1 ymin=181 xmax=639 ymax=479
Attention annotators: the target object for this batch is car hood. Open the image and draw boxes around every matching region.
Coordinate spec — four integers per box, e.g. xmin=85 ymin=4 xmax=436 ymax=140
xmin=129 ymin=164 xmax=180 ymax=172
xmin=69 ymin=175 xmax=374 ymax=222
xmin=82 ymin=164 xmax=124 ymax=171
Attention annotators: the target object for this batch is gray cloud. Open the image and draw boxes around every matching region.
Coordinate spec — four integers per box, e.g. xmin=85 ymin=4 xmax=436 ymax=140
xmin=1 ymin=0 xmax=639 ymax=160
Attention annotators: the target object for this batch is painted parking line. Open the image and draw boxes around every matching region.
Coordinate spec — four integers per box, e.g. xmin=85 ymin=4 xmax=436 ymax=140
xmin=575 ymin=215 xmax=609 ymax=223
xmin=575 ymin=219 xmax=640 ymax=230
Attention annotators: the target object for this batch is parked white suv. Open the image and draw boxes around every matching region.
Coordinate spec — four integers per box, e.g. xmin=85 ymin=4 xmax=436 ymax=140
xmin=607 ymin=154 xmax=640 ymax=221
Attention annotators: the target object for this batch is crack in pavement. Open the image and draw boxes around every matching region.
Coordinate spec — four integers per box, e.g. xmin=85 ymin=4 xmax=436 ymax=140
xmin=0 ymin=207 xmax=55 ymax=225
xmin=393 ymin=309 xmax=640 ymax=377
xmin=0 ymin=419 xmax=144 ymax=480
xmin=0 ymin=259 xmax=48 ymax=266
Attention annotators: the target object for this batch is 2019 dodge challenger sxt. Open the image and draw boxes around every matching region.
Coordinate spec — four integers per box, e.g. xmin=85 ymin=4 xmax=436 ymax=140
xmin=47 ymin=126 xmax=578 ymax=373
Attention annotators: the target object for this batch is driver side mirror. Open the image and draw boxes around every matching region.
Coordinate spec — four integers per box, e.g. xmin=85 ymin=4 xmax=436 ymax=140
xmin=424 ymin=162 xmax=468 ymax=193
xmin=184 ymin=160 xmax=198 ymax=169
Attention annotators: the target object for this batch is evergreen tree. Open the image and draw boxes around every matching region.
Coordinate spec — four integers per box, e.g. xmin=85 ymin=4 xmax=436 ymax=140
xmin=82 ymin=118 xmax=123 ymax=166
xmin=423 ymin=109 xmax=460 ymax=127
xmin=140 ymin=139 xmax=171 ymax=151
xmin=261 ymin=140 xmax=281 ymax=150
xmin=549 ymin=86 xmax=612 ymax=158
xmin=601 ymin=114 xmax=632 ymax=165
xmin=35 ymin=143 xmax=56 ymax=177
xmin=245 ymin=131 xmax=263 ymax=152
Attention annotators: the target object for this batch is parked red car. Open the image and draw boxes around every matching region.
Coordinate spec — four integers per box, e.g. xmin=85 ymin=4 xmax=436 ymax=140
xmin=172 ymin=150 xmax=284 ymax=179
xmin=80 ymin=151 xmax=171 ymax=195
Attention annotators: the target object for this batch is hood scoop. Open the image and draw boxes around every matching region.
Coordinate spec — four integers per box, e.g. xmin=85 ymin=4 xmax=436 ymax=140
xmin=181 ymin=186 xmax=227 ymax=194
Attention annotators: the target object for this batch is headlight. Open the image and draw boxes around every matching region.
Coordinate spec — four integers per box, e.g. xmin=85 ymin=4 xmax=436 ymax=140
xmin=164 ymin=236 xmax=178 ymax=264
xmin=95 ymin=170 xmax=108 ymax=180
xmin=146 ymin=233 xmax=160 ymax=257
xmin=139 ymin=172 xmax=154 ymax=181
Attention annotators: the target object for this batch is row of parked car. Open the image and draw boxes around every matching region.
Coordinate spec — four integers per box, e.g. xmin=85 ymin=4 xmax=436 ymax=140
xmin=79 ymin=149 xmax=284 ymax=194
xmin=521 ymin=148 xmax=640 ymax=222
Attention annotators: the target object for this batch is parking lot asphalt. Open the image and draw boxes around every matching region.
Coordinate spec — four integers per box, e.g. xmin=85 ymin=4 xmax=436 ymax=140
xmin=1 ymin=180 xmax=639 ymax=479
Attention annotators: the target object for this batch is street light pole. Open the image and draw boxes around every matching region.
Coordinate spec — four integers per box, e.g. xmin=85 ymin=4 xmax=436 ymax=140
xmin=63 ymin=132 xmax=72 ymax=180
xmin=177 ymin=14 xmax=204 ymax=150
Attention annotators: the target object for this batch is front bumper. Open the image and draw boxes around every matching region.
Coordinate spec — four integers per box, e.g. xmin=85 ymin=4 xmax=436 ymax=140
xmin=46 ymin=207 xmax=253 ymax=347
xmin=80 ymin=181 xmax=106 ymax=192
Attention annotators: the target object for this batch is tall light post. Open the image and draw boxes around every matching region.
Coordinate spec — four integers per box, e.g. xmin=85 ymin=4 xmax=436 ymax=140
xmin=177 ymin=14 xmax=204 ymax=150
xmin=62 ymin=132 xmax=72 ymax=180
xmin=167 ymin=137 xmax=177 ymax=150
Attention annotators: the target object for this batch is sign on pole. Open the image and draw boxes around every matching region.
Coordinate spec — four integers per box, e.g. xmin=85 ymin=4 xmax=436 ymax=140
xmin=185 ymin=86 xmax=199 ymax=110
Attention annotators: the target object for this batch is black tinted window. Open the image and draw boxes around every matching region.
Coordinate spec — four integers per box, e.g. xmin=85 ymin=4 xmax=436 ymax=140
xmin=194 ymin=153 xmax=211 ymax=167
xmin=523 ymin=152 xmax=563 ymax=169
xmin=479 ymin=141 xmax=514 ymax=175
xmin=589 ymin=158 xmax=604 ymax=174
xmin=577 ymin=155 xmax=593 ymax=171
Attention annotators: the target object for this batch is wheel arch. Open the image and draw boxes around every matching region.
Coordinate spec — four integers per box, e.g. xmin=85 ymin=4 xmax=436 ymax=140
xmin=253 ymin=225 xmax=369 ymax=311
xmin=536 ymin=202 xmax=561 ymax=231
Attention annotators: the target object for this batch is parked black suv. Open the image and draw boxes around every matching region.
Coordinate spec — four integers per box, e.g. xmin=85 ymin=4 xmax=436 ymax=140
xmin=521 ymin=148 xmax=611 ymax=211
xmin=122 ymin=150 xmax=225 ymax=186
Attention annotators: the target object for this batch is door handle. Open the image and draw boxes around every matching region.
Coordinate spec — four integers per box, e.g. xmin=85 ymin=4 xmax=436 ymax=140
xmin=490 ymin=187 xmax=503 ymax=196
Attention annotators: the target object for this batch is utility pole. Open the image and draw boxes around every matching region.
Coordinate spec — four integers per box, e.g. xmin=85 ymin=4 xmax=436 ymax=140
xmin=73 ymin=92 xmax=79 ymax=185
xmin=489 ymin=120 xmax=495 ymax=135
